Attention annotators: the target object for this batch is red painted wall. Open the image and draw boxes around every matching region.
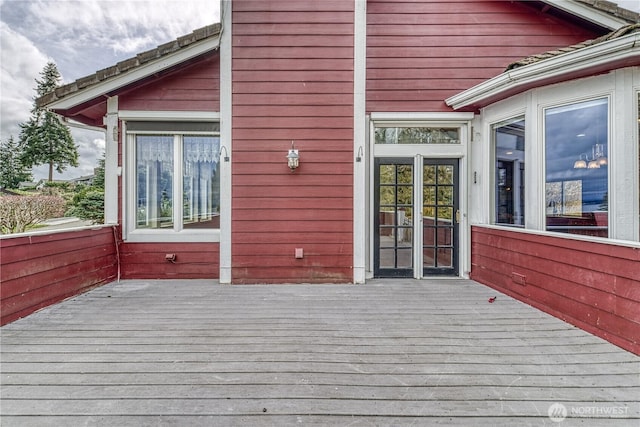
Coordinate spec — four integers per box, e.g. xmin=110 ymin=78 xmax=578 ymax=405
xmin=231 ymin=0 xmax=355 ymax=283
xmin=366 ymin=0 xmax=598 ymax=112
xmin=471 ymin=226 xmax=640 ymax=355
xmin=119 ymin=55 xmax=220 ymax=111
xmin=119 ymin=242 xmax=219 ymax=279
xmin=117 ymin=54 xmax=221 ymax=280
xmin=0 ymin=227 xmax=118 ymax=325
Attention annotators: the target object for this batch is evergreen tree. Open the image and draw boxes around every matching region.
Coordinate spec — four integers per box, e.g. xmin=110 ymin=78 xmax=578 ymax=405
xmin=19 ymin=62 xmax=78 ymax=182
xmin=66 ymin=153 xmax=105 ymax=224
xmin=0 ymin=136 xmax=32 ymax=189
xmin=92 ymin=154 xmax=105 ymax=189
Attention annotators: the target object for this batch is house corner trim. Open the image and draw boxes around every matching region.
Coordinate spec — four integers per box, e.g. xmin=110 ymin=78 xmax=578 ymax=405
xmin=219 ymin=0 xmax=232 ymax=284
xmin=353 ymin=0 xmax=367 ymax=283
xmin=104 ymin=96 xmax=119 ymax=225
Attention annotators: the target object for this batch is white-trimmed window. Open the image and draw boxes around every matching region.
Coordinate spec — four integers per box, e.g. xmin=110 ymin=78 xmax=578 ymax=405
xmin=480 ymin=69 xmax=639 ymax=243
xmin=492 ymin=117 xmax=525 ymax=227
xmin=126 ymin=121 xmax=220 ymax=241
xmin=544 ymin=98 xmax=609 ymax=238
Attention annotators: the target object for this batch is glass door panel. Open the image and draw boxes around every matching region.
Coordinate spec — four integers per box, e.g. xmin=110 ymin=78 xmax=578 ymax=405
xmin=422 ymin=160 xmax=458 ymax=276
xmin=375 ymin=158 xmax=414 ymax=277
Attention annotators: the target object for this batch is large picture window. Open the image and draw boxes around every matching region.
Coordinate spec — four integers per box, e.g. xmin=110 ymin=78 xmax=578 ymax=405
xmin=544 ymin=98 xmax=608 ymax=237
xmin=493 ymin=117 xmax=525 ymax=226
xmin=129 ymin=121 xmax=220 ymax=235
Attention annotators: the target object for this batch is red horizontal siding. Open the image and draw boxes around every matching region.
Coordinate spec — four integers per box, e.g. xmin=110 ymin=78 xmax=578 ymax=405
xmin=233 ymin=0 xmax=353 ymax=12
xmin=232 ymin=162 xmax=353 ymax=176
xmin=234 ymin=35 xmax=354 ymax=48
xmin=233 ymin=197 xmax=351 ymax=209
xmin=233 ymin=232 xmax=349 ymax=245
xmin=234 ymin=185 xmax=353 ymax=199
xmin=234 ymin=242 xmax=353 ymax=255
xmin=369 ymin=57 xmax=511 ymax=70
xmin=471 ymin=226 xmax=640 ymax=355
xmin=119 ymin=55 xmax=220 ymax=111
xmin=119 ymin=242 xmax=219 ymax=280
xmin=233 ymin=105 xmax=353 ymax=117
xmin=235 ymin=24 xmax=354 ymax=37
xmin=232 ymin=174 xmax=353 ymax=188
xmin=234 ymin=70 xmax=354 ymax=82
xmin=233 ymin=129 xmax=351 ymax=140
xmin=0 ymin=227 xmax=118 ymax=325
xmin=232 ymin=267 xmax=355 ymax=284
xmin=366 ymin=0 xmax=599 ymax=112
xmin=234 ymin=12 xmax=353 ymax=24
xmin=231 ymin=0 xmax=354 ymax=283
xmin=233 ymin=81 xmax=355 ymax=94
xmin=233 ymin=220 xmax=353 ymax=234
xmin=234 ymin=47 xmax=354 ymax=60
xmin=234 ymin=59 xmax=352 ymax=72
xmin=234 ymin=116 xmax=353 ymax=129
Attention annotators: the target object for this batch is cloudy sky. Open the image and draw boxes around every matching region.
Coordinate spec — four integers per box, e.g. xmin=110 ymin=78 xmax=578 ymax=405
xmin=0 ymin=0 xmax=219 ymax=181
xmin=1 ymin=1 xmax=638 ymax=181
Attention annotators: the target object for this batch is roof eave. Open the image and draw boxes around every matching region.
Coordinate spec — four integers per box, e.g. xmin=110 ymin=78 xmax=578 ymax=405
xmin=43 ymin=33 xmax=221 ymax=112
xmin=445 ymin=32 xmax=640 ymax=111
xmin=541 ymin=0 xmax=635 ymax=30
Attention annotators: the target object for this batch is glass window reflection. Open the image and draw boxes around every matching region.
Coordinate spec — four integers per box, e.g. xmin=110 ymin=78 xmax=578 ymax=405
xmin=493 ymin=117 xmax=525 ymax=226
xmin=545 ymin=98 xmax=608 ymax=237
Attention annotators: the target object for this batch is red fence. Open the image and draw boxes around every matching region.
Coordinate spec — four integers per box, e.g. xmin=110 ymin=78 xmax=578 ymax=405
xmin=471 ymin=225 xmax=640 ymax=355
xmin=1 ymin=226 xmax=118 ymax=325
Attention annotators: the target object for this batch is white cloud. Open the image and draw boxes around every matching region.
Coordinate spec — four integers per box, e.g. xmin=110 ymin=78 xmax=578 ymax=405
xmin=0 ymin=22 xmax=50 ymax=142
xmin=1 ymin=0 xmax=218 ymax=181
xmin=614 ymin=1 xmax=640 ymax=13
xmin=10 ymin=0 xmax=217 ymax=80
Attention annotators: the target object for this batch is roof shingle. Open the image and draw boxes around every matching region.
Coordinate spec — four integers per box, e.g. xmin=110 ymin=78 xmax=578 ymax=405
xmin=576 ymin=0 xmax=640 ymax=23
xmin=37 ymin=23 xmax=221 ymax=107
xmin=507 ymin=23 xmax=640 ymax=70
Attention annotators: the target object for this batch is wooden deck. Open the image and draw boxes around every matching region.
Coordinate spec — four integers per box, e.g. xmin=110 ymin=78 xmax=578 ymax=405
xmin=1 ymin=279 xmax=638 ymax=426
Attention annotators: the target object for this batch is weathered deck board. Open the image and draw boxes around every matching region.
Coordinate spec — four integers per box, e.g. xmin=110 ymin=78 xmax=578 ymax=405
xmin=1 ymin=279 xmax=638 ymax=426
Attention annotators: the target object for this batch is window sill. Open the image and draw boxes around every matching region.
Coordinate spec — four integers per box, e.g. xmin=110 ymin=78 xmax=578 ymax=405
xmin=474 ymin=223 xmax=640 ymax=249
xmin=125 ymin=229 xmax=220 ymax=243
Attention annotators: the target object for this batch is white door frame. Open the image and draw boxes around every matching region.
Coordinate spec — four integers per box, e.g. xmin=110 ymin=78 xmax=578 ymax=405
xmin=365 ymin=112 xmax=474 ymax=279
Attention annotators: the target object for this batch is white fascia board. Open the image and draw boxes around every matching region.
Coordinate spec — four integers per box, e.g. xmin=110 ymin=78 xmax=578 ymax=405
xmin=541 ymin=0 xmax=630 ymax=30
xmin=47 ymin=36 xmax=220 ymax=111
xmin=61 ymin=117 xmax=106 ymax=133
xmin=446 ymin=32 xmax=640 ymax=111
xmin=370 ymin=112 xmax=475 ymax=122
xmin=119 ymin=111 xmax=220 ymax=121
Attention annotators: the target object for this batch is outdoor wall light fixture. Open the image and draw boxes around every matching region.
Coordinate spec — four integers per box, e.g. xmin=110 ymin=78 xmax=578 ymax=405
xmin=219 ymin=145 xmax=229 ymax=162
xmin=287 ymin=141 xmax=299 ymax=172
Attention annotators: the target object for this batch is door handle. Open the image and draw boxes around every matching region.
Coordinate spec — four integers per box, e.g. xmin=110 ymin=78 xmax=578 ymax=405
xmin=455 ymin=209 xmax=461 ymax=224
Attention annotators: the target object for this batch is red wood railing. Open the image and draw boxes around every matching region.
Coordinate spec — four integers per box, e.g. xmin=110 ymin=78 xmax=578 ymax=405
xmin=1 ymin=226 xmax=118 ymax=325
xmin=471 ymin=225 xmax=640 ymax=355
